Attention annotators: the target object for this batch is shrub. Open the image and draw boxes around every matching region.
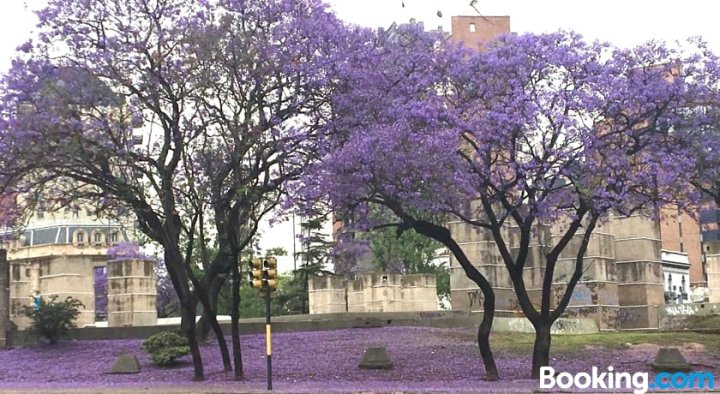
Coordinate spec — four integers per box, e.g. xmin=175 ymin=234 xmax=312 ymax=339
xmin=142 ymin=331 xmax=190 ymax=366
xmin=21 ymin=295 xmax=85 ymax=344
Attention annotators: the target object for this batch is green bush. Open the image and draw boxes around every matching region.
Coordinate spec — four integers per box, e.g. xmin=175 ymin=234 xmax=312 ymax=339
xmin=142 ymin=331 xmax=190 ymax=366
xmin=21 ymin=295 xmax=85 ymax=344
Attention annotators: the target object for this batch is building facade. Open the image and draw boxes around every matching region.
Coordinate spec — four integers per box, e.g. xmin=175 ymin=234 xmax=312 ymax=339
xmin=0 ymin=204 xmax=152 ymax=329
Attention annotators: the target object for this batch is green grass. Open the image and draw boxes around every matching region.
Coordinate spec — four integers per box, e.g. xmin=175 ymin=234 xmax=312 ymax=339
xmin=686 ymin=315 xmax=720 ymax=330
xmin=447 ymin=330 xmax=720 ymax=355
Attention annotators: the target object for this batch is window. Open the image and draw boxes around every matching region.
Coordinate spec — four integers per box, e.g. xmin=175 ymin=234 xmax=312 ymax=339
xmin=469 ymin=23 xmax=476 ymax=32
xmin=73 ymin=230 xmax=88 ymax=246
xmin=94 ymin=232 xmax=103 ymax=244
xmin=11 ymin=265 xmax=20 ymax=282
xmin=109 ymin=232 xmax=119 ymax=244
xmin=36 ymin=197 xmax=46 ymax=219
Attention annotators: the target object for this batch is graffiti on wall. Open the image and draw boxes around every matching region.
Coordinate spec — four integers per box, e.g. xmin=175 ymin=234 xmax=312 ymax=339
xmin=664 ymin=304 xmax=699 ymax=316
xmin=569 ymin=286 xmax=592 ymax=304
xmin=468 ymin=290 xmax=484 ymax=308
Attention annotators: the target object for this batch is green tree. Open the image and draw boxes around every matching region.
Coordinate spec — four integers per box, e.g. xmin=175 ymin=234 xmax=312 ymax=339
xmin=288 ymin=215 xmax=334 ymax=314
xmin=217 ymin=276 xmax=293 ymax=318
xmin=367 ymin=226 xmax=450 ymax=304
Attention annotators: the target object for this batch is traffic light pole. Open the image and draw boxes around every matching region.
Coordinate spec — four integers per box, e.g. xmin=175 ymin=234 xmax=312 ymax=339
xmin=250 ymin=257 xmax=276 ymax=391
xmin=264 ymin=280 xmax=272 ymax=391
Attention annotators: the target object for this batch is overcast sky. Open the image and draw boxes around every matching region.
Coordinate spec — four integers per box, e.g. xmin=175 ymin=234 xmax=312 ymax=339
xmin=4 ymin=0 xmax=720 ymax=72
xmin=327 ymin=0 xmax=720 ymax=50
xmin=2 ymin=0 xmax=720 ymax=271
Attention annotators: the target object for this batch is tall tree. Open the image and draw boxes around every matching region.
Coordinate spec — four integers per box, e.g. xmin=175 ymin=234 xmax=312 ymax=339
xmin=679 ymin=44 xmax=720 ymax=209
xmin=288 ymin=214 xmax=333 ymax=314
xmin=0 ymin=0 xmax=213 ymax=379
xmin=183 ymin=0 xmax=352 ymax=356
xmin=296 ymin=28 xmax=704 ymax=380
xmin=293 ymin=23 xmax=500 ymax=380
xmin=442 ymin=33 xmax=702 ymax=377
xmin=0 ymin=0 xmax=354 ymax=381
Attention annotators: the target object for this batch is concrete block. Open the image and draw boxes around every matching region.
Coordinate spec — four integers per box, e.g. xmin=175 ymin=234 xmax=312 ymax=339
xmin=110 ymin=354 xmax=141 ymax=374
xmin=650 ymin=348 xmax=691 ymax=372
xmin=490 ymin=316 xmax=598 ymax=334
xmin=359 ymin=346 xmax=393 ymax=370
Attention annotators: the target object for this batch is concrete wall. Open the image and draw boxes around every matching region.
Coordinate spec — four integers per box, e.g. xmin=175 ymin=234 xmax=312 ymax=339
xmin=491 ymin=316 xmax=599 ymax=335
xmin=5 ymin=244 xmax=157 ymax=330
xmin=607 ymin=215 xmax=665 ymax=329
xmin=107 ymin=258 xmax=157 ymax=327
xmin=708 ymin=254 xmax=720 ymax=303
xmin=309 ymin=273 xmax=438 ymax=313
xmin=308 ymin=276 xmax=346 ymax=314
xmin=8 ymin=311 xmax=599 ymax=347
xmin=657 ymin=302 xmax=720 ymax=330
xmin=449 ymin=213 xmax=672 ymax=330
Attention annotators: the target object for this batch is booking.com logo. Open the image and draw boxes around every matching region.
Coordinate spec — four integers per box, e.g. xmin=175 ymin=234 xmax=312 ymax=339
xmin=540 ymin=366 xmax=715 ymax=394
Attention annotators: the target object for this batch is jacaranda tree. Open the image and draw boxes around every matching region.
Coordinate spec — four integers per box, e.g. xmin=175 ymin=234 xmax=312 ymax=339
xmin=0 ymin=0 xmax=351 ymax=381
xmin=675 ymin=43 xmax=720 ymax=212
xmin=293 ymin=23 xmax=501 ymax=380
xmin=0 ymin=0 xmax=212 ymax=378
xmin=298 ymin=28 xmax=705 ymax=379
xmin=442 ymin=33 xmax=703 ymax=377
xmin=184 ymin=2 xmax=351 ymax=380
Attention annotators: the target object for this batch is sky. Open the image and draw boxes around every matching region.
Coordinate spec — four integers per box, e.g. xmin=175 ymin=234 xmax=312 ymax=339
xmin=2 ymin=0 xmax=720 ymax=272
xmin=326 ymin=0 xmax=720 ymax=51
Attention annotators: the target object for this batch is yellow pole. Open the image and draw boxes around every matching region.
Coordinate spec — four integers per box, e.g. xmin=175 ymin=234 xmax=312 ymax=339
xmin=266 ymin=324 xmax=272 ymax=356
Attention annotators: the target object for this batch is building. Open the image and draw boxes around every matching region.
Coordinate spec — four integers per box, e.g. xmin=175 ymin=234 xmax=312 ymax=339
xmin=450 ymin=15 xmax=510 ymax=49
xmin=699 ymin=200 xmax=720 ymax=302
xmin=0 ymin=198 xmax=153 ymax=329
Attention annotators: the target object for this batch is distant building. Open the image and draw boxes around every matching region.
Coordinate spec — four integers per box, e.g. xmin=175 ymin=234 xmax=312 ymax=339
xmin=450 ymin=15 xmax=510 ymax=49
xmin=1 ymin=203 xmax=137 ymax=329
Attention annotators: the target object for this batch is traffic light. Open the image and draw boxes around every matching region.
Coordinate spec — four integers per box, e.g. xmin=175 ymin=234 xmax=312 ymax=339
xmin=248 ymin=257 xmax=279 ymax=291
xmin=249 ymin=258 xmax=264 ymax=289
xmin=264 ymin=257 xmax=278 ymax=291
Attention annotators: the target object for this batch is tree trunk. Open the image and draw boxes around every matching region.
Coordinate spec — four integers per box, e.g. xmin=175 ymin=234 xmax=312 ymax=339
xmin=179 ymin=298 xmax=204 ymax=381
xmin=531 ymin=322 xmax=552 ymax=379
xmin=197 ymin=263 xmax=228 ymax=340
xmin=478 ymin=288 xmax=498 ymax=381
xmin=407 ymin=218 xmax=499 ymax=380
xmin=164 ymin=243 xmax=204 ymax=381
xmin=195 ymin=288 xmax=231 ymax=371
xmin=231 ymin=255 xmax=244 ymax=380
xmin=188 ymin=266 xmax=231 ymax=371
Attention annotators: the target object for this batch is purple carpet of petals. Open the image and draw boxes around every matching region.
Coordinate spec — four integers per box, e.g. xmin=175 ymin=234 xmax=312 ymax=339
xmin=0 ymin=326 xmax=717 ymax=392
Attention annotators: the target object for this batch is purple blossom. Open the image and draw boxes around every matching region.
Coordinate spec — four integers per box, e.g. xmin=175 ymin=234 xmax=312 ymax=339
xmin=106 ymin=242 xmax=150 ymax=261
xmin=1 ymin=327 xmax=715 ymax=390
